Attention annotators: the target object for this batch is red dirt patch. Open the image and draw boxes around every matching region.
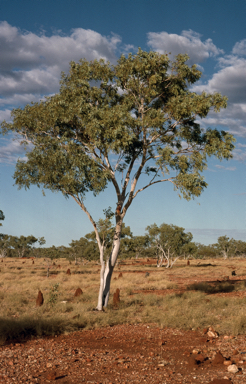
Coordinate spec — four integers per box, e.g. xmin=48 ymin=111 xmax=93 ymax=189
xmin=1 ymin=324 xmax=245 ymax=383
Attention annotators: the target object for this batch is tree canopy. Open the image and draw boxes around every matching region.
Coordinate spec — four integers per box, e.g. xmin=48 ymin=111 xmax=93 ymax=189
xmin=1 ymin=48 xmax=236 ymax=308
xmin=146 ymin=222 xmax=193 ymax=267
xmin=0 ymin=210 xmax=4 ymax=227
xmin=1 ymin=49 xmax=235 ymax=214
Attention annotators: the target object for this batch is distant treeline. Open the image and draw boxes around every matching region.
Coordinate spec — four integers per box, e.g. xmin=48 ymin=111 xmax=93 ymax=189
xmin=1 ymin=224 xmax=246 ymax=261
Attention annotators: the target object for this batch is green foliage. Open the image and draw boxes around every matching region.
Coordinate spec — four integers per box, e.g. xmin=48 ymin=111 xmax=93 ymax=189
xmin=147 ymin=223 xmax=193 ymax=255
xmin=120 ymin=235 xmax=150 ymax=259
xmin=70 ymin=219 xmax=132 ymax=261
xmin=196 ymin=243 xmax=218 ymax=258
xmin=7 ymin=235 xmax=39 ymax=258
xmin=0 ymin=210 xmax=4 ymax=227
xmin=48 ymin=283 xmax=60 ymax=305
xmin=1 ymin=49 xmax=235 ymax=216
xmin=213 ymin=236 xmax=246 ymax=259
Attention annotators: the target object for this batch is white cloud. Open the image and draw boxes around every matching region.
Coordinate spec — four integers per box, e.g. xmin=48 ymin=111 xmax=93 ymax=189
xmin=0 ymin=93 xmax=42 ymax=107
xmin=214 ymin=165 xmax=236 ymax=171
xmin=0 ymin=21 xmax=121 ymax=99
xmin=147 ymin=29 xmax=223 ymax=64
xmin=192 ymin=57 xmax=246 ymax=104
xmin=232 ymin=147 xmax=246 ymax=163
xmin=232 ymin=39 xmax=246 ymax=56
xmin=0 ymin=138 xmax=28 ymax=165
xmin=190 ymin=53 xmax=246 ymax=138
xmin=0 ymin=109 xmax=12 ymax=122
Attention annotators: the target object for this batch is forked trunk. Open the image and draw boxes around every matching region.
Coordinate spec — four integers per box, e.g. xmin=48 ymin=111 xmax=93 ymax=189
xmin=96 ymin=221 xmax=122 ymax=310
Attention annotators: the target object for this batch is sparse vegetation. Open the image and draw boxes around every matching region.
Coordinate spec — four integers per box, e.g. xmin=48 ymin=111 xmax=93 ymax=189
xmin=0 ymin=256 xmax=246 ymax=344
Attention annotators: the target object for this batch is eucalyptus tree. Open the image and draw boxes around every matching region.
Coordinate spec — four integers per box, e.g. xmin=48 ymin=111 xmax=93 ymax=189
xmin=146 ymin=223 xmax=193 ymax=268
xmin=8 ymin=235 xmax=40 ymax=258
xmin=1 ymin=49 xmax=235 ymax=309
xmin=0 ymin=210 xmax=4 ymax=226
xmin=0 ymin=234 xmax=9 ymax=258
xmin=215 ymin=236 xmax=239 ymax=259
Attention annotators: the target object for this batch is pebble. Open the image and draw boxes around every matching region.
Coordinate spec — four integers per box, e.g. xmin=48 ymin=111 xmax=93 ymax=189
xmin=227 ymin=364 xmax=239 ymax=373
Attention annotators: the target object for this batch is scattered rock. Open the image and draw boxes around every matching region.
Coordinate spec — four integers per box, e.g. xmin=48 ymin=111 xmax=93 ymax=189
xmin=227 ymin=364 xmax=238 ymax=373
xmin=224 ymin=360 xmax=233 ymax=366
xmin=192 ymin=349 xmax=199 ymax=354
xmin=74 ymin=288 xmax=83 ymax=297
xmin=36 ymin=290 xmax=44 ymax=307
xmin=212 ymin=351 xmax=225 ymax=365
xmin=66 ymin=268 xmax=71 ymax=275
xmin=118 ymin=272 xmax=123 ymax=278
xmin=113 ymin=288 xmax=120 ymax=307
xmin=207 ymin=327 xmax=219 ymax=338
xmin=194 ymin=354 xmax=205 ymax=363
xmin=145 ymin=272 xmax=150 ymax=277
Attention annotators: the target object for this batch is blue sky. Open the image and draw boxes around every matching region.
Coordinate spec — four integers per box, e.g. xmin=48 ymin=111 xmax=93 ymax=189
xmin=0 ymin=0 xmax=246 ymax=247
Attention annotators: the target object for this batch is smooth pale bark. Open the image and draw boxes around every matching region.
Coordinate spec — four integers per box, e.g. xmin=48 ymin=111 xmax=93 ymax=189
xmin=96 ymin=246 xmax=106 ymax=311
xmin=96 ymin=220 xmax=122 ymax=310
xmin=156 ymin=254 xmax=164 ymax=268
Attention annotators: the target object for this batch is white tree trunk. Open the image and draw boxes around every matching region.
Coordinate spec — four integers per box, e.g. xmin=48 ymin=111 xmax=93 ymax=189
xmin=96 ymin=221 xmax=122 ymax=310
xmin=96 ymin=246 xmax=106 ymax=310
xmin=157 ymin=254 xmax=163 ymax=267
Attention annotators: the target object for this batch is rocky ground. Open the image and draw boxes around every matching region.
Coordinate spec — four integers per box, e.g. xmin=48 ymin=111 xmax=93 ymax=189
xmin=0 ymin=323 xmax=246 ymax=384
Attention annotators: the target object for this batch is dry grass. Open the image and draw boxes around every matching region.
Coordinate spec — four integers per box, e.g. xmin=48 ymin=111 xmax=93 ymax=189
xmin=1 ymin=257 xmax=246 ymax=343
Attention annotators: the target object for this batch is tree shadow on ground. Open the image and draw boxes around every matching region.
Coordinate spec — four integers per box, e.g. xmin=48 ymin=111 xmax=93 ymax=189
xmin=0 ymin=316 xmax=85 ymax=345
xmin=191 ymin=263 xmax=217 ymax=267
xmin=186 ymin=280 xmax=236 ymax=294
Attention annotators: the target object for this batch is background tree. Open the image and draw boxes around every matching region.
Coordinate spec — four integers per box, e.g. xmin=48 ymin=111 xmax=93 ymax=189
xmin=214 ymin=236 xmax=238 ymax=259
xmin=181 ymin=241 xmax=198 ymax=259
xmin=120 ymin=235 xmax=150 ymax=259
xmin=233 ymin=240 xmax=246 ymax=257
xmin=146 ymin=223 xmax=193 ymax=268
xmin=0 ymin=210 xmax=4 ymax=226
xmin=8 ymin=235 xmax=39 ymax=258
xmin=196 ymin=243 xmax=217 ymax=259
xmin=0 ymin=234 xmax=10 ymax=258
xmin=1 ymin=49 xmax=235 ymax=309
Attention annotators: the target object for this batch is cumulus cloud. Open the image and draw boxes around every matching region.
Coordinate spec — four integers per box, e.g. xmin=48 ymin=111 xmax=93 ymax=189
xmin=147 ymin=29 xmax=223 ymax=64
xmin=232 ymin=39 xmax=246 ymax=56
xmin=0 ymin=21 xmax=121 ymax=99
xmin=196 ymin=103 xmax=246 ymax=138
xmin=0 ymin=21 xmax=121 ymax=72
xmin=192 ymin=57 xmax=246 ymax=104
xmin=191 ymin=54 xmax=246 ymax=138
